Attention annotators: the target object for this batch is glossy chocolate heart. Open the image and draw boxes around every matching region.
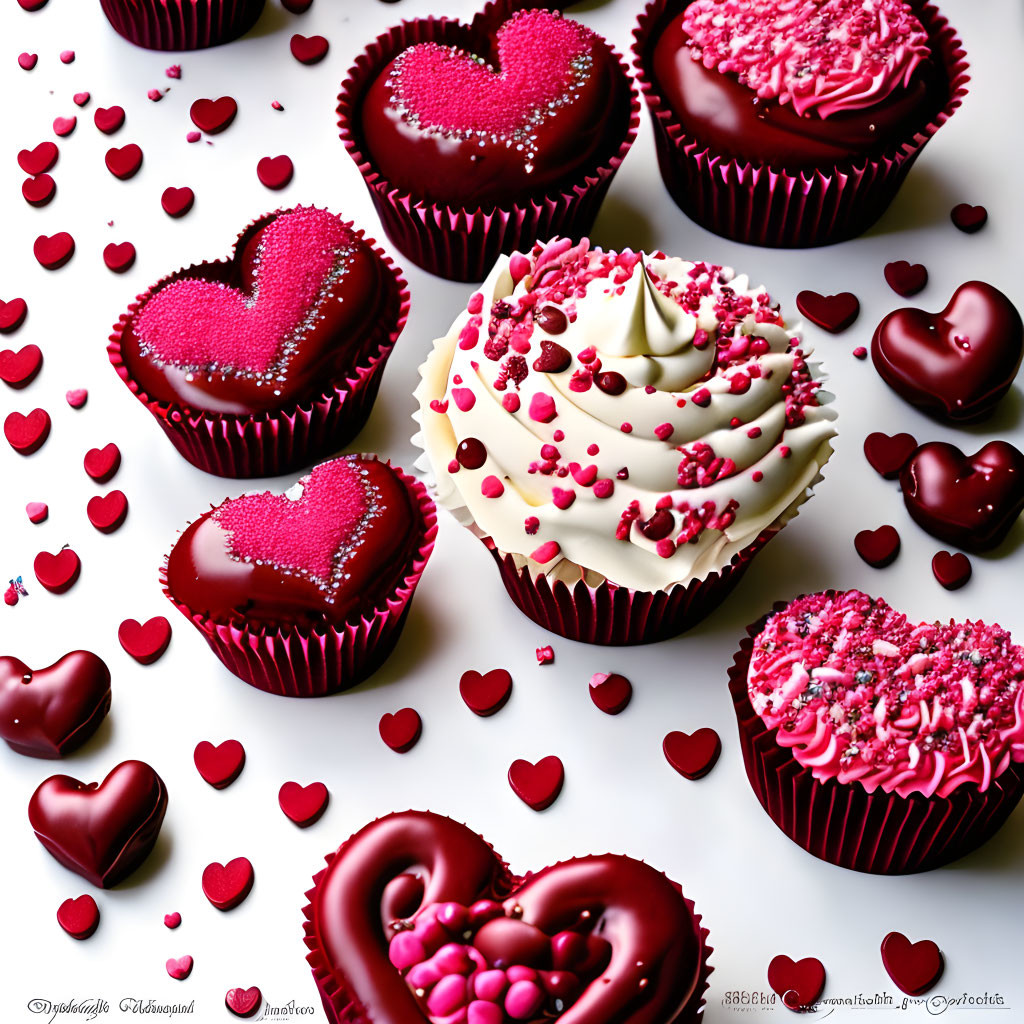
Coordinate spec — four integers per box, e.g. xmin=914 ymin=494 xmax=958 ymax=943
xmin=304 ymin=811 xmax=710 ymax=1024
xmin=28 ymin=760 xmax=168 ymax=888
xmin=900 ymin=440 xmax=1024 ymax=551
xmin=0 ymin=651 xmax=110 ymax=758
xmin=871 ymin=282 xmax=1024 ymax=422
xmin=663 ymin=728 xmax=721 ymax=780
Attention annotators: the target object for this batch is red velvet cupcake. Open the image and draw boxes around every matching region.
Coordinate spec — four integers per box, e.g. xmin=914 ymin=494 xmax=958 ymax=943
xmin=163 ymin=454 xmax=436 ymax=697
xmin=730 ymin=590 xmax=1024 ymax=873
xmin=303 ymin=810 xmax=713 ymax=1024
xmin=338 ymin=1 xmax=639 ymax=281
xmin=632 ymin=0 xmax=969 ymax=246
xmin=109 ymin=206 xmax=408 ymax=478
xmin=99 ymin=0 xmax=265 ymax=50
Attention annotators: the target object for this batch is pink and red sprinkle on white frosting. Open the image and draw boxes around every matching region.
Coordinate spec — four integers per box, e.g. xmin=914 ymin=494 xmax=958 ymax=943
xmin=681 ymin=0 xmax=931 ymax=119
xmin=749 ymin=591 xmax=1024 ymax=798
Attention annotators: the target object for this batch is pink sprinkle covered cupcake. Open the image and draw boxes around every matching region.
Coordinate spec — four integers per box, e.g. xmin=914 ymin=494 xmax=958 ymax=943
xmin=99 ymin=0 xmax=266 ymax=50
xmin=730 ymin=590 xmax=1024 ymax=873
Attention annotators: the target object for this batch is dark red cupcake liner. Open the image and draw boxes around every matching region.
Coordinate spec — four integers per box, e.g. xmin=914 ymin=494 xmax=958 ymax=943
xmin=108 ymin=212 xmax=409 ymax=479
xmin=99 ymin=0 xmax=265 ymax=51
xmin=631 ymin=0 xmax=970 ymax=247
xmin=161 ymin=460 xmax=437 ymax=698
xmin=337 ymin=0 xmax=641 ymax=282
xmin=728 ymin=597 xmax=1024 ymax=874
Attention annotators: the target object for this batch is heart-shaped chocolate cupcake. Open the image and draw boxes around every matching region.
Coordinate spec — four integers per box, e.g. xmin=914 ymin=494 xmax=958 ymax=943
xmin=871 ymin=281 xmax=1024 ymax=422
xmin=304 ymin=811 xmax=711 ymax=1024
xmin=28 ymin=760 xmax=168 ymax=887
xmin=900 ymin=440 xmax=1024 ymax=551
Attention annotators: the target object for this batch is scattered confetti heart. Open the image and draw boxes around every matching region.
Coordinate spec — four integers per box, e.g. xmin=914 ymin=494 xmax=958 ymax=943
xmin=278 ymin=781 xmax=329 ymax=827
xmin=379 ymin=708 xmax=421 ymax=752
xmin=884 ymin=261 xmax=927 ymax=297
xmin=663 ymin=728 xmax=721 ymax=779
xmin=34 ymin=232 xmax=75 ymax=270
xmin=59 ymin=50 xmax=75 ymax=63
xmin=164 ymin=912 xmax=182 ymax=928
xmin=767 ymin=955 xmax=826 ymax=1011
xmin=190 ymin=96 xmax=237 ymax=134
xmin=118 ymin=616 xmax=171 ymax=664
xmin=73 ymin=91 xmax=90 ymax=106
xmin=459 ymin=668 xmax=512 ymax=717
xmin=87 ymin=490 xmax=128 ymax=533
xmin=509 ymin=755 xmax=564 ymax=810
xmin=22 ymin=173 xmax=56 ymax=206
xmin=589 ymin=672 xmax=632 ymax=715
xmin=932 ymin=550 xmax=972 ymax=590
xmin=854 ymin=525 xmax=901 ymax=568
xmin=94 ymin=106 xmax=125 ymax=134
xmin=161 ymin=186 xmax=194 ymax=217
xmin=57 ymin=895 xmax=99 ymax=940
xmin=5 ymin=408 xmax=50 ymax=454
xmin=282 ymin=0 xmax=314 ymax=10
xmin=186 ymin=131 xmax=201 ymax=143
xmin=147 ymin=88 xmax=163 ymax=102
xmin=536 ymin=645 xmax=554 ymax=665
xmin=166 ymin=65 xmax=181 ymax=79
xmin=18 ymin=53 xmax=38 ymax=71
xmin=105 ymin=144 xmax=143 ymax=180
xmin=881 ymin=932 xmax=944 ymax=996
xmin=950 ymin=203 xmax=987 ymax=234
xmin=166 ymin=955 xmax=193 ymax=981
xmin=84 ymin=442 xmax=121 ymax=482
xmin=194 ymin=739 xmax=245 ymax=789
xmin=863 ymin=432 xmax=918 ymax=480
xmin=53 ymin=115 xmax=76 ymax=137
xmin=0 ymin=343 xmax=43 ymax=387
xmin=0 ymin=298 xmax=28 ymax=332
xmin=18 ymin=141 xmax=58 ymax=175
xmin=256 ymin=154 xmax=293 ymax=190
xmin=103 ymin=241 xmax=136 ymax=273
xmin=202 ymin=857 xmax=254 ymax=911
xmin=34 ymin=546 xmax=80 ymax=593
xmin=290 ymin=34 xmax=329 ymax=64
xmin=66 ymin=388 xmax=88 ymax=408
xmin=26 ymin=502 xmax=48 ymax=524
xmin=225 ymin=987 xmax=262 ymax=1019
xmin=796 ymin=290 xmax=860 ymax=333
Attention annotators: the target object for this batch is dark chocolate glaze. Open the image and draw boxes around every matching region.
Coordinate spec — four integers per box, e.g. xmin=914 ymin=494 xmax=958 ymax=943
xmin=650 ymin=10 xmax=944 ymax=169
xmin=0 ymin=651 xmax=111 ymax=758
xmin=871 ymin=281 xmax=1024 ymax=422
xmin=310 ymin=810 xmax=704 ymax=1023
xmin=900 ymin=440 xmax=1024 ymax=551
xmin=28 ymin=759 xmax=168 ymax=888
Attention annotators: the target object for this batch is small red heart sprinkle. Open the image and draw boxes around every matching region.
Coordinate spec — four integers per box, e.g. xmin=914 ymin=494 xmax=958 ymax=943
xmin=950 ymin=204 xmax=987 ymax=234
xmin=73 ymin=91 xmax=90 ymax=106
xmin=5 ymin=408 xmax=50 ymax=454
xmin=854 ymin=525 xmax=901 ymax=568
xmin=190 ymin=96 xmax=237 ymax=134
xmin=18 ymin=53 xmax=38 ymax=70
xmin=22 ymin=173 xmax=56 ymax=206
xmin=66 ymin=388 xmax=88 ymax=408
xmin=163 ymin=912 xmax=182 ymax=929
xmin=166 ymin=955 xmax=193 ymax=981
xmin=34 ymin=547 xmax=80 ymax=593
xmin=18 ymin=141 xmax=58 ymax=175
xmin=278 ymin=781 xmax=329 ymax=827
xmin=105 ymin=144 xmax=143 ymax=180
xmin=509 ymin=755 xmax=564 ymax=810
xmin=379 ymin=708 xmax=422 ymax=752
xmin=290 ymin=33 xmax=329 ymax=64
xmin=257 ymin=154 xmax=293 ymax=190
xmin=84 ymin=442 xmax=121 ymax=482
xmin=796 ymin=290 xmax=860 ymax=333
xmin=57 ymin=895 xmax=100 ymax=940
xmin=663 ymin=728 xmax=721 ymax=779
xmin=87 ymin=490 xmax=128 ymax=533
xmin=103 ymin=241 xmax=136 ymax=273
xmin=852 ymin=346 xmax=867 ymax=359
xmin=883 ymin=261 xmax=927 ymax=297
xmin=161 ymin=186 xmax=194 ymax=217
xmin=932 ymin=550 xmax=972 ymax=590
xmin=53 ymin=115 xmax=76 ymax=137
xmin=767 ymin=955 xmax=826 ymax=1010
xmin=536 ymin=645 xmax=554 ymax=665
xmin=34 ymin=232 xmax=75 ymax=270
xmin=59 ymin=49 xmax=75 ymax=63
xmin=881 ymin=932 xmax=944 ymax=995
xmin=26 ymin=501 xmax=48 ymax=523
xmin=282 ymin=0 xmax=314 ymax=10
xmin=0 ymin=343 xmax=43 ymax=387
xmin=589 ymin=672 xmax=632 ymax=715
xmin=225 ymin=987 xmax=263 ymax=1018
xmin=194 ymin=740 xmax=245 ymax=789
xmin=202 ymin=857 xmax=254 ymax=911
xmin=0 ymin=297 xmax=28 ymax=332
xmin=459 ymin=668 xmax=512 ymax=717
xmin=863 ymin=431 xmax=918 ymax=479
xmin=94 ymin=106 xmax=125 ymax=134
xmin=118 ymin=616 xmax=171 ymax=664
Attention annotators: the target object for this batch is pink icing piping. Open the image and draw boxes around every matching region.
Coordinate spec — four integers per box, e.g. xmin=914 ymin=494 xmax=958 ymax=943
xmin=748 ymin=591 xmax=1024 ymax=798
xmin=681 ymin=0 xmax=931 ymax=119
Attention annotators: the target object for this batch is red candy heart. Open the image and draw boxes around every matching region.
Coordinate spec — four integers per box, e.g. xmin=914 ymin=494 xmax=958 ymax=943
xmin=225 ymin=987 xmax=263 ymax=1018
xmin=105 ymin=144 xmax=143 ymax=179
xmin=767 ymin=954 xmax=826 ymax=1010
xmin=880 ymin=931 xmax=944 ymax=995
xmin=118 ymin=616 xmax=171 ymax=664
xmin=459 ymin=668 xmax=512 ymax=717
xmin=863 ymin=431 xmax=918 ymax=480
xmin=950 ymin=203 xmax=987 ymax=234
xmin=257 ymin=154 xmax=293 ymax=190
xmin=589 ymin=672 xmax=632 ymax=715
xmin=166 ymin=955 xmax=193 ymax=980
xmin=22 ymin=173 xmax=56 ymax=206
xmin=34 ymin=232 xmax=75 ymax=269
xmin=29 ymin=760 xmax=168 ymax=887
xmin=27 ymin=501 xmax=48 ymax=523
xmin=202 ymin=857 xmax=254 ymax=910
xmin=73 ymin=92 xmax=90 ymax=107
xmin=932 ymin=551 xmax=972 ymax=591
xmin=279 ymin=781 xmax=329 ymax=827
xmin=663 ymin=728 xmax=721 ymax=779
xmin=34 ymin=547 xmax=81 ymax=593
xmin=854 ymin=525 xmax=900 ymax=568
xmin=379 ymin=708 xmax=422 ymax=752
xmin=872 ymin=281 xmax=1024 ymax=423
xmin=0 ymin=343 xmax=43 ymax=387
xmin=161 ymin=186 xmax=194 ymax=218
xmin=94 ymin=106 xmax=125 ymax=134
xmin=18 ymin=52 xmax=38 ymax=70
xmin=0 ymin=297 xmax=28 ymax=332
xmin=883 ymin=261 xmax=927 ymax=297
xmin=103 ymin=241 xmax=136 ymax=273
xmin=57 ymin=895 xmax=100 ymax=939
xmin=66 ymin=388 xmax=88 ymax=408
xmin=796 ymin=290 xmax=860 ymax=333
xmin=290 ymin=34 xmax=329 ymax=64
xmin=53 ymin=115 xmax=77 ymax=137
xmin=87 ymin=491 xmax=128 ymax=532
xmin=193 ymin=739 xmax=245 ymax=789
xmin=0 ymin=650 xmax=111 ymax=758
xmin=508 ymin=754 xmax=564 ymax=810
xmin=18 ymin=141 xmax=58 ymax=174
xmin=164 ymin=911 xmax=182 ymax=928
xmin=84 ymin=442 xmax=121 ymax=482
xmin=190 ymin=96 xmax=237 ymax=134
xmin=5 ymin=408 xmax=50 ymax=453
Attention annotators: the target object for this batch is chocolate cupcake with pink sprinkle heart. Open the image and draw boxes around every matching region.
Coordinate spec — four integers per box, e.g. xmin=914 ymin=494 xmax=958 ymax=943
xmin=109 ymin=206 xmax=408 ymax=478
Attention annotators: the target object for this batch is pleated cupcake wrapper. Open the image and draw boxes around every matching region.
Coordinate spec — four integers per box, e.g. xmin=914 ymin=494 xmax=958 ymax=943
xmin=302 ymin=816 xmax=713 ymax=1024
xmin=99 ymin=0 xmax=265 ymax=51
xmin=336 ymin=0 xmax=641 ymax=282
xmin=108 ymin=213 xmax=409 ymax=479
xmin=161 ymin=460 xmax=437 ymax=698
xmin=631 ymin=0 xmax=969 ymax=247
xmin=728 ymin=599 xmax=1024 ymax=874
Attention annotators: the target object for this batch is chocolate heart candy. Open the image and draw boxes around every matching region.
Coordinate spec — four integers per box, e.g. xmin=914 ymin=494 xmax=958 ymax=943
xmin=881 ymin=931 xmax=944 ymax=996
xmin=767 ymin=954 xmax=826 ymax=1009
xmin=508 ymin=755 xmax=564 ymax=809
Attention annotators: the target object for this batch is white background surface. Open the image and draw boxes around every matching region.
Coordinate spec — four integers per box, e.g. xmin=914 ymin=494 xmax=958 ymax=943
xmin=0 ymin=1 xmax=1022 ymax=1022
